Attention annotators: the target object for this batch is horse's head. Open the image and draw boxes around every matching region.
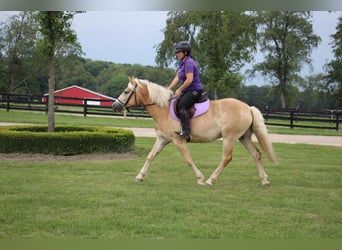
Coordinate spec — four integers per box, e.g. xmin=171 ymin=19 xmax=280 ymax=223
xmin=112 ymin=76 xmax=142 ymax=112
xmin=113 ymin=76 xmax=173 ymax=112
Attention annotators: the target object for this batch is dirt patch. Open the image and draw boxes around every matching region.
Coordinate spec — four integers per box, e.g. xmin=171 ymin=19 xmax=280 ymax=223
xmin=0 ymin=152 xmax=137 ymax=162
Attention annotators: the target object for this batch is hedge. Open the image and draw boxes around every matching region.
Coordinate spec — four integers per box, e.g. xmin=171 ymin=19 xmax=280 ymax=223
xmin=0 ymin=125 xmax=135 ymax=155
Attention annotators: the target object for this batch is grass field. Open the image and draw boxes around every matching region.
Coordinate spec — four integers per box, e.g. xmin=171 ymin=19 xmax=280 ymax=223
xmin=0 ymin=137 xmax=341 ymax=239
xmin=0 ymin=109 xmax=155 ymax=128
xmin=0 ymin=109 xmax=341 ymax=239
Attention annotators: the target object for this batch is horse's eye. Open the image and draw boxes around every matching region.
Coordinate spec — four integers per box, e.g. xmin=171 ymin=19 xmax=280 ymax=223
xmin=124 ymin=90 xmax=130 ymax=94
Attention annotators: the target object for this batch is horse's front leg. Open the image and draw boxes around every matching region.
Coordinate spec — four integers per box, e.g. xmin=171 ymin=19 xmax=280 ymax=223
xmin=173 ymin=140 xmax=205 ymax=185
xmin=136 ymin=136 xmax=170 ymax=182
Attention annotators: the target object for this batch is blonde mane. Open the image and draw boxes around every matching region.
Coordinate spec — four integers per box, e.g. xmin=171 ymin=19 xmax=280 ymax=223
xmin=138 ymin=79 xmax=173 ymax=107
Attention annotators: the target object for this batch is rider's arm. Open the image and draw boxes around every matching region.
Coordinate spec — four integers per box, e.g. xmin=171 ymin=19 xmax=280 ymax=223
xmin=175 ymin=73 xmax=193 ymax=96
xmin=167 ymin=75 xmax=179 ymax=90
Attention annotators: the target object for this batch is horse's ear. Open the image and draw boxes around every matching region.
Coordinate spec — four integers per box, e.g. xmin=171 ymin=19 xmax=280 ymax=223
xmin=129 ymin=76 xmax=135 ymax=84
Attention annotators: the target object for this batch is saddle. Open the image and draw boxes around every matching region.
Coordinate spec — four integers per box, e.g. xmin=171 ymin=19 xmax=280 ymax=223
xmin=170 ymin=91 xmax=210 ymax=121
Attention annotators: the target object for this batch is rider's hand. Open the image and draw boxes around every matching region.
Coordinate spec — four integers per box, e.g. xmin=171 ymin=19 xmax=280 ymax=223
xmin=175 ymin=88 xmax=182 ymax=96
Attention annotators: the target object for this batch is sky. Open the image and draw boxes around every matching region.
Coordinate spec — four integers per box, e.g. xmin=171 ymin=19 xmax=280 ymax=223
xmin=71 ymin=11 xmax=168 ymax=66
xmin=72 ymin=11 xmax=342 ymax=85
xmin=1 ymin=11 xmax=342 ymax=85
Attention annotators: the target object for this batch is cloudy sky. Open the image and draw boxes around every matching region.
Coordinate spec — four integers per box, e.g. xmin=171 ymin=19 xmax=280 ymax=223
xmin=72 ymin=11 xmax=168 ymax=66
xmin=1 ymin=11 xmax=341 ymax=85
xmin=72 ymin=11 xmax=342 ymax=84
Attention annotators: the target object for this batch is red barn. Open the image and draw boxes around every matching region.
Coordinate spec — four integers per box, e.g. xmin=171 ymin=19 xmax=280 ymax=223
xmin=42 ymin=85 xmax=115 ymax=107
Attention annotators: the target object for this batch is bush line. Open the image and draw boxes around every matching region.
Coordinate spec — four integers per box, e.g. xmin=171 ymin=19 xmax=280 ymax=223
xmin=0 ymin=125 xmax=135 ymax=155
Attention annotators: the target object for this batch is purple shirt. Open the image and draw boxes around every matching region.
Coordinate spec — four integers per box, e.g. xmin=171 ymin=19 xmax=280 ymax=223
xmin=177 ymin=56 xmax=203 ymax=92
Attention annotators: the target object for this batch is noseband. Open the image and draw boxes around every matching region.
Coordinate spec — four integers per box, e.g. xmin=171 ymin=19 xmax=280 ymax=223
xmin=115 ymin=82 xmax=138 ymax=112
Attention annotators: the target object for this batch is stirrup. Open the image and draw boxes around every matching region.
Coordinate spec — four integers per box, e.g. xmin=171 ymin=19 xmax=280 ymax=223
xmin=174 ymin=128 xmax=191 ymax=142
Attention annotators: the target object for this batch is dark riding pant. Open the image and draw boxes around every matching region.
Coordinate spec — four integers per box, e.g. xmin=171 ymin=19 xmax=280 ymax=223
xmin=177 ymin=90 xmax=203 ymax=140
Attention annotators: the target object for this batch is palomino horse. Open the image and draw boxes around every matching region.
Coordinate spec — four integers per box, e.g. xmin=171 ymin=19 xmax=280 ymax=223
xmin=113 ymin=77 xmax=277 ymax=186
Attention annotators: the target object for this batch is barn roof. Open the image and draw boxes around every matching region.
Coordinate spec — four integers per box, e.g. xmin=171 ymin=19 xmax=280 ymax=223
xmin=44 ymin=85 xmax=115 ymax=100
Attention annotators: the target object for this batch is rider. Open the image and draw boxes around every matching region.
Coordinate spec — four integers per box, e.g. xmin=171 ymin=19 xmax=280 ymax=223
xmin=167 ymin=41 xmax=204 ymax=142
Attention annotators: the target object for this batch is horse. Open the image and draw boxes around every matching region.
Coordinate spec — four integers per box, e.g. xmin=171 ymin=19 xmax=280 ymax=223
xmin=113 ymin=76 xmax=277 ymax=186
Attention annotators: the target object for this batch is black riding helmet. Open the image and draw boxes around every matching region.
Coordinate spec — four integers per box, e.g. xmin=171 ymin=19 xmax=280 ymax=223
xmin=174 ymin=41 xmax=191 ymax=55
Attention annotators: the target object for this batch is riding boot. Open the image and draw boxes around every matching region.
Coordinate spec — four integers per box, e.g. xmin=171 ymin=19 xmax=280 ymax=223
xmin=176 ymin=109 xmax=191 ymax=142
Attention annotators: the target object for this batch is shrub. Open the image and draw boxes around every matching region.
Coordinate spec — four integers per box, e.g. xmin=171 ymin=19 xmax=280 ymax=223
xmin=0 ymin=125 xmax=135 ymax=155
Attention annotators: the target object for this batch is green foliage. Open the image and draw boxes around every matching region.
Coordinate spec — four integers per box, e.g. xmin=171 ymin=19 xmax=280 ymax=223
xmin=325 ymin=15 xmax=342 ymax=108
xmin=1 ymin=11 xmax=341 ymax=109
xmin=155 ymin=11 xmax=257 ymax=99
xmin=252 ymin=11 xmax=321 ymax=108
xmin=155 ymin=11 xmax=202 ymax=67
xmin=197 ymin=12 xmax=257 ymax=99
xmin=0 ymin=12 xmax=42 ymax=93
xmin=34 ymin=11 xmax=82 ymax=59
xmin=33 ymin=11 xmax=84 ymax=132
xmin=0 ymin=125 xmax=135 ymax=155
xmin=52 ymin=57 xmax=175 ymax=98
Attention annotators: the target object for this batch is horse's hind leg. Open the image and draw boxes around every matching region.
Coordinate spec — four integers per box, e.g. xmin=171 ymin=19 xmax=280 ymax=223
xmin=205 ymin=138 xmax=234 ymax=186
xmin=136 ymin=136 xmax=170 ymax=182
xmin=239 ymin=130 xmax=270 ymax=186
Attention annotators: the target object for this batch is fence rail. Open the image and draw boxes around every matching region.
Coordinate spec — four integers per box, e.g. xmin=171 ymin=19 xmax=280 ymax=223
xmin=0 ymin=92 xmax=149 ymax=118
xmin=261 ymin=107 xmax=340 ymax=131
xmin=1 ymin=93 xmax=341 ymax=130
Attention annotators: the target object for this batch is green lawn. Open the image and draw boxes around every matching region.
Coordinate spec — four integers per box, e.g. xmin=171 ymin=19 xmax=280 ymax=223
xmin=0 ymin=109 xmax=154 ymax=128
xmin=0 ymin=138 xmax=341 ymax=239
xmin=0 ymin=109 xmax=341 ymax=239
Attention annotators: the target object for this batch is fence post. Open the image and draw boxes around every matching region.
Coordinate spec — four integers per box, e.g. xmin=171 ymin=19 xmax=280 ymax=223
xmin=265 ymin=106 xmax=269 ymax=121
xmin=336 ymin=113 xmax=340 ymax=131
xmin=83 ymin=99 xmax=87 ymax=117
xmin=290 ymin=111 xmax=294 ymax=129
xmin=6 ymin=93 xmax=10 ymax=112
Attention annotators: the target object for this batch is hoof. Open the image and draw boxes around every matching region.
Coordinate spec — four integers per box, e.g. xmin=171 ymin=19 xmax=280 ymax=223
xmin=197 ymin=180 xmax=206 ymax=186
xmin=262 ymin=180 xmax=270 ymax=187
xmin=135 ymin=177 xmax=144 ymax=182
xmin=196 ymin=176 xmax=206 ymax=186
xmin=205 ymin=179 xmax=214 ymax=186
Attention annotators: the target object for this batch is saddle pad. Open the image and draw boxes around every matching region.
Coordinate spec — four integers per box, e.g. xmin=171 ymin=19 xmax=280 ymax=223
xmin=170 ymin=98 xmax=210 ymax=121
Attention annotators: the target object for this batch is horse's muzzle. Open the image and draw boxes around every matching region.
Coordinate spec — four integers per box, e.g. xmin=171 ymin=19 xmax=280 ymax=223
xmin=112 ymin=100 xmax=124 ymax=112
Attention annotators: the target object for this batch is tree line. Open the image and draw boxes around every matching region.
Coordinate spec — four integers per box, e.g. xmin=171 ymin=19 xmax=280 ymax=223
xmin=0 ymin=11 xmax=341 ymax=112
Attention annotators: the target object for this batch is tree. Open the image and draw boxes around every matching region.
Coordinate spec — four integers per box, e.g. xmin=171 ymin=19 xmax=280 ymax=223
xmin=251 ymin=11 xmax=321 ymax=108
xmin=156 ymin=11 xmax=201 ymax=68
xmin=156 ymin=11 xmax=257 ymax=99
xmin=0 ymin=12 xmax=41 ymax=94
xmin=239 ymin=84 xmax=274 ymax=108
xmin=297 ymin=73 xmax=330 ymax=109
xmin=34 ymin=11 xmax=82 ymax=132
xmin=56 ymin=56 xmax=96 ymax=91
xmin=197 ymin=12 xmax=257 ymax=99
xmin=325 ymin=15 xmax=342 ymax=108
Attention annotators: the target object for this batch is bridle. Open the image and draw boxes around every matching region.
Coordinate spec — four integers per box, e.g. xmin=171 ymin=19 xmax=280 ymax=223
xmin=117 ymin=79 xmax=156 ymax=112
xmin=116 ymin=81 xmax=138 ymax=111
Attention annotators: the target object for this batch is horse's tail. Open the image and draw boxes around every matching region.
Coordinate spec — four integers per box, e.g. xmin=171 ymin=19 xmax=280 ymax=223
xmin=250 ymin=106 xmax=277 ymax=163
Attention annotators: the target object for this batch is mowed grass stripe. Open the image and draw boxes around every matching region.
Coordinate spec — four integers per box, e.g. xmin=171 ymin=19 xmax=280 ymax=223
xmin=0 ymin=138 xmax=341 ymax=239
